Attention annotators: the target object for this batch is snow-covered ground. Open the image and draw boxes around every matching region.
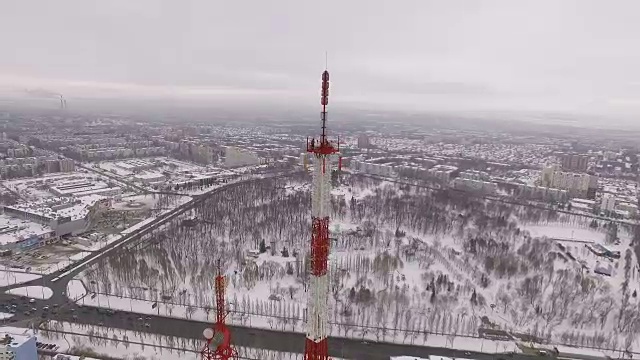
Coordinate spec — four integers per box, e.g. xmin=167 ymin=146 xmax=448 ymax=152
xmin=0 ymin=269 xmax=41 ymax=287
xmin=522 ymin=223 xmax=605 ymax=242
xmin=111 ymin=194 xmax=160 ymax=211
xmin=76 ymin=174 xmax=640 ymax=354
xmin=7 ymin=286 xmax=53 ymax=299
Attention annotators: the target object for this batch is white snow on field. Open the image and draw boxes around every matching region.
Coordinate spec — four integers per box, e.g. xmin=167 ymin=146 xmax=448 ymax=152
xmin=522 ymin=224 xmax=605 ymax=242
xmin=31 ymin=251 xmax=95 ymax=275
xmin=118 ymin=195 xmax=190 ymax=235
xmin=7 ymin=286 xmax=53 ymax=299
xmin=66 ymin=279 xmax=87 ymax=300
xmin=73 ymin=234 xmax=121 ymax=252
xmin=111 ymin=194 xmax=159 ymax=211
xmin=0 ymin=269 xmax=41 ymax=287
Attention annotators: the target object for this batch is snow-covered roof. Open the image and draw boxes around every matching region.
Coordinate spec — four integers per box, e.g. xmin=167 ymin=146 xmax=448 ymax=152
xmin=134 ymin=172 xmax=164 ymax=179
xmin=0 ymin=326 xmax=35 ymax=348
xmin=0 ymin=215 xmax=53 ymax=245
xmin=4 ymin=195 xmax=105 ymax=222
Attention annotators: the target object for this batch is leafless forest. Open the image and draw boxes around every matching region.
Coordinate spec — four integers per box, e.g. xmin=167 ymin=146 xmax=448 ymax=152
xmin=80 ymin=173 xmax=640 ymax=351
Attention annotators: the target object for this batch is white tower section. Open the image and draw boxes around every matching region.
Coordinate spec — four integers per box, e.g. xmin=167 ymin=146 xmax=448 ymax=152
xmin=311 ymin=157 xmax=332 ymax=219
xmin=306 ymin=156 xmax=332 ymax=341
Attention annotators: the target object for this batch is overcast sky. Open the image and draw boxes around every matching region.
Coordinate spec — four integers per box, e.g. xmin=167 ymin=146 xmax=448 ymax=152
xmin=2 ymin=0 xmax=640 ymax=116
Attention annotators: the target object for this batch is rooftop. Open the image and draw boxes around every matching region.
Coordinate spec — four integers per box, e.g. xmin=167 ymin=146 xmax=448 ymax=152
xmin=0 ymin=326 xmax=35 ymax=348
xmin=4 ymin=195 xmax=104 ymax=222
xmin=50 ymin=179 xmax=113 ymax=197
xmin=0 ymin=215 xmax=53 ymax=245
xmin=134 ymin=172 xmax=164 ymax=179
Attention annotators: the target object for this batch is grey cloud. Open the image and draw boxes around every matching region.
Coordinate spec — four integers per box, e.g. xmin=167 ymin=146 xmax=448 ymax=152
xmin=24 ymin=88 xmax=61 ymax=99
xmin=2 ymin=0 xmax=640 ymax=117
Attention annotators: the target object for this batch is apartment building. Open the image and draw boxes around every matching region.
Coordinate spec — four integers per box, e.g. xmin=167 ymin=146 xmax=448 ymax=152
xmin=540 ymin=165 xmax=597 ymax=198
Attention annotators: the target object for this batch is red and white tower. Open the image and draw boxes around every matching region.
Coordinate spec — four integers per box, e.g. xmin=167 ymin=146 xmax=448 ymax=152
xmin=304 ymin=69 xmax=339 ymax=360
xmin=201 ymin=260 xmax=238 ymax=360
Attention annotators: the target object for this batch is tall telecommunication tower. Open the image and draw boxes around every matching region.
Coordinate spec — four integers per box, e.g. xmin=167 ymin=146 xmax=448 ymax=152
xmin=304 ymin=68 xmax=340 ymax=360
xmin=201 ymin=260 xmax=238 ymax=360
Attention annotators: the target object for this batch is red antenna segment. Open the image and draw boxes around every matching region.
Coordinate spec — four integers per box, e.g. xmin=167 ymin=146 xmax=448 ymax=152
xmin=201 ymin=260 xmax=238 ymax=360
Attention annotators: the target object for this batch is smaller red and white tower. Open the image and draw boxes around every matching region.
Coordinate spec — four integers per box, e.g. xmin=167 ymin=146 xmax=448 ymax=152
xmin=304 ymin=68 xmax=339 ymax=360
xmin=201 ymin=260 xmax=238 ymax=360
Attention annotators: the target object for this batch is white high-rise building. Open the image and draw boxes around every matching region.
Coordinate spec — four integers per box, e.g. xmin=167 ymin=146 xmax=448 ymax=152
xmin=0 ymin=347 xmax=14 ymax=360
xmin=540 ymin=165 xmax=597 ymax=198
xmin=601 ymin=194 xmax=616 ymax=212
xmin=224 ymin=146 xmax=261 ymax=168
xmin=0 ymin=330 xmax=37 ymax=360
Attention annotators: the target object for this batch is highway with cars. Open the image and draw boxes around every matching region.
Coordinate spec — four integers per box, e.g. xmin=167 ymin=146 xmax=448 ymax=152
xmin=0 ymin=170 xmax=539 ymax=359
xmin=0 ymin=295 xmax=527 ymax=360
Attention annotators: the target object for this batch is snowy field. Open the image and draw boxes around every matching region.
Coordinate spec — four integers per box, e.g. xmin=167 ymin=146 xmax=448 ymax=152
xmin=7 ymin=286 xmax=53 ymax=299
xmin=522 ymin=223 xmax=606 ymax=242
xmin=0 ymin=269 xmax=41 ymax=287
xmin=76 ymin=173 xmax=640 ymax=354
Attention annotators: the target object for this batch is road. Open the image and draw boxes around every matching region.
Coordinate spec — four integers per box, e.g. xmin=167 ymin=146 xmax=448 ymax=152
xmin=1 ymin=296 xmax=527 ymax=360
xmin=0 ymin=170 xmax=536 ymax=359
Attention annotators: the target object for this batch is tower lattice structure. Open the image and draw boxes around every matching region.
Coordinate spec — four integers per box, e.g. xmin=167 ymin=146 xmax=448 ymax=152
xmin=201 ymin=260 xmax=238 ymax=360
xmin=304 ymin=69 xmax=339 ymax=360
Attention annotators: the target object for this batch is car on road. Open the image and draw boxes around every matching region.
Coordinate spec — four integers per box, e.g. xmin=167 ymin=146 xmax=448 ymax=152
xmin=29 ymin=299 xmax=35 ymax=304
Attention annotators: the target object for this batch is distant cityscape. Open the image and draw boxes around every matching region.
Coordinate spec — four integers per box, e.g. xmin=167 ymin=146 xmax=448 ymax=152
xmin=0 ymin=106 xmax=637 ymax=360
